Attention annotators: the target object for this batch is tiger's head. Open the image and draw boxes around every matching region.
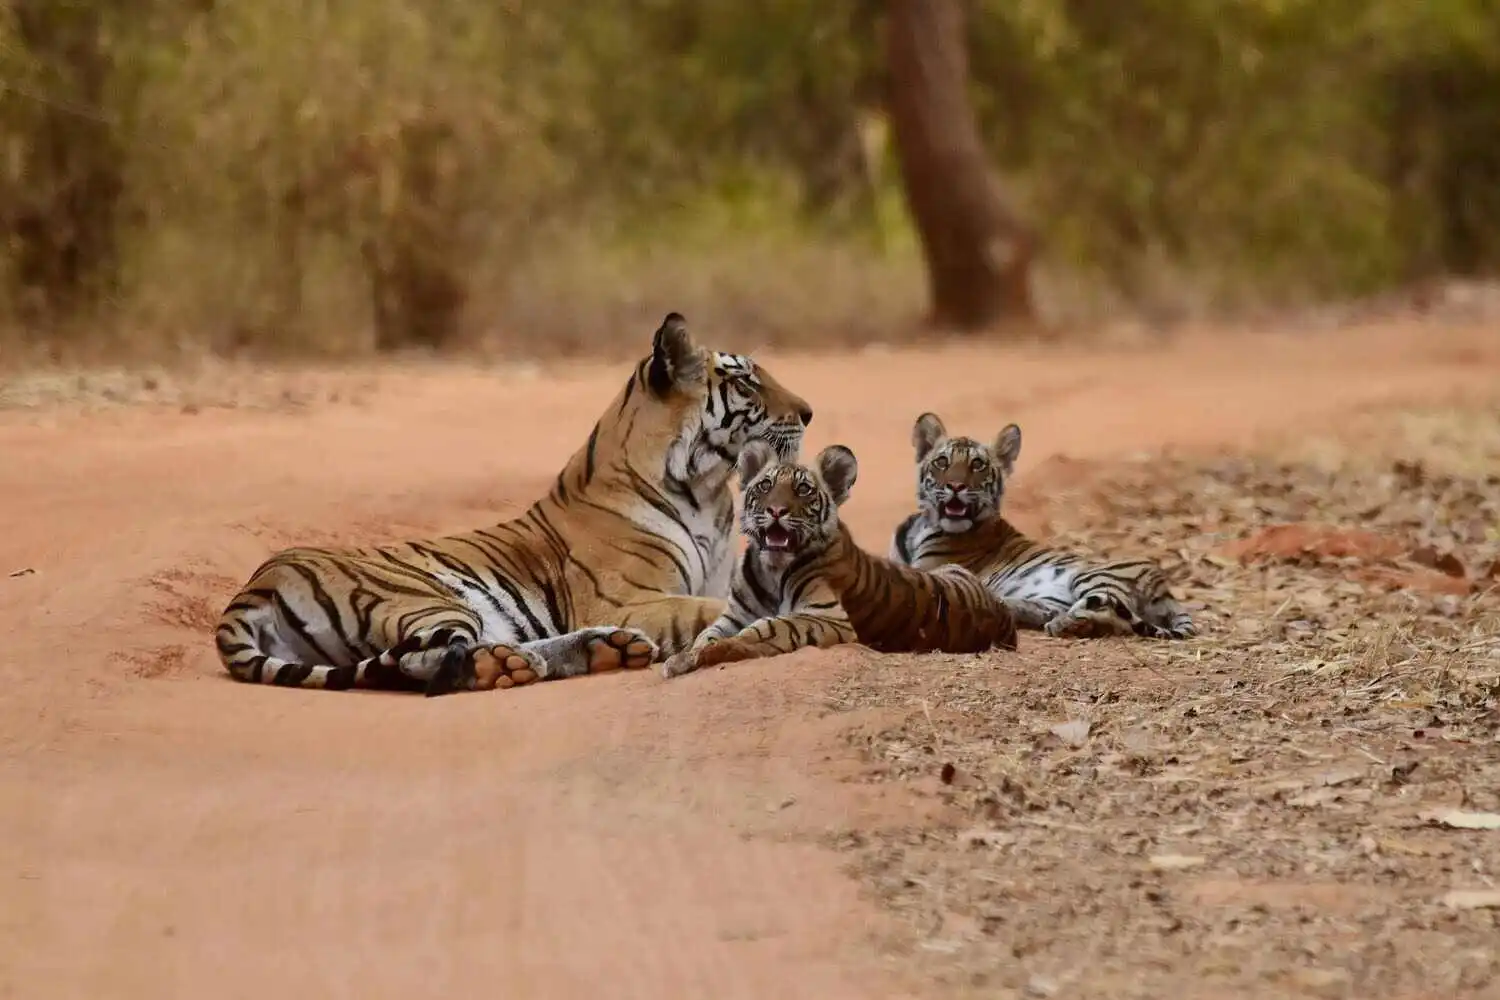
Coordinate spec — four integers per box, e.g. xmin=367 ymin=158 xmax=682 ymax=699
xmin=628 ymin=313 xmax=813 ymax=492
xmin=736 ymin=441 xmax=858 ymax=564
xmin=910 ymin=412 xmax=1022 ymax=533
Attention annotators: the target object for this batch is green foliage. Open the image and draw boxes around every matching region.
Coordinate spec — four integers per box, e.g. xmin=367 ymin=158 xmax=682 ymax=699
xmin=1 ymin=0 xmax=1498 ymax=358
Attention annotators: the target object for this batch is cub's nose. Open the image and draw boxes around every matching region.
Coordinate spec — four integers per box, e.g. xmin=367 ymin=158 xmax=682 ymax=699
xmin=797 ymin=405 xmax=813 ymax=427
xmin=766 ymin=506 xmax=789 ymax=521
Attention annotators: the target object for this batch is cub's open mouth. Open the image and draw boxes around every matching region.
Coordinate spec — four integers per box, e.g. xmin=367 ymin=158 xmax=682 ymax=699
xmin=942 ymin=498 xmax=971 ymax=519
xmin=762 ymin=523 xmax=794 ymax=551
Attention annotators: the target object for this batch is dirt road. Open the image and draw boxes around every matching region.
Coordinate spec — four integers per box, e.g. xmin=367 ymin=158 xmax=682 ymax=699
xmin=2 ymin=321 xmax=1497 ymax=1000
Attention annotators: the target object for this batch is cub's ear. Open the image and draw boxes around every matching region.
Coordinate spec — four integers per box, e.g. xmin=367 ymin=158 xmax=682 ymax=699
xmin=648 ymin=312 xmax=707 ymax=395
xmin=912 ymin=412 xmax=947 ymax=463
xmin=992 ymin=423 xmax=1022 ymax=474
xmin=737 ymin=439 xmax=777 ymax=486
xmin=815 ymin=445 xmax=859 ymax=507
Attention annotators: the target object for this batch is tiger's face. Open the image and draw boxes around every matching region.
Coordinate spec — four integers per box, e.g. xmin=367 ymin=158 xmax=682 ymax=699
xmin=910 ymin=412 xmax=1022 ymax=534
xmin=704 ymin=350 xmax=812 ymax=463
xmin=641 ymin=314 xmax=813 ymax=486
xmin=736 ymin=442 xmax=858 ymax=563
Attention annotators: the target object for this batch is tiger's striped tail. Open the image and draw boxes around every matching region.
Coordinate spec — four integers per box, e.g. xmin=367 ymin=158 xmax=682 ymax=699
xmin=215 ymin=617 xmax=382 ymax=690
xmin=214 ymin=601 xmax=452 ymax=691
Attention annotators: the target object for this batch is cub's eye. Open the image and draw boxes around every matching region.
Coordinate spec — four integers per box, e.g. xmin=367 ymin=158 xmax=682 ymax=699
xmin=931 ymin=457 xmax=950 ymax=473
xmin=794 ymin=481 xmax=814 ymax=497
xmin=970 ymin=457 xmax=988 ymax=472
xmin=752 ymin=478 xmax=772 ymax=494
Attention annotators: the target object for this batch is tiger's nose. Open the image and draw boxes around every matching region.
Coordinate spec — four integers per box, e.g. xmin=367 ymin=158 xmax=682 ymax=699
xmin=797 ymin=405 xmax=813 ymax=427
xmin=946 ymin=482 xmax=966 ymax=492
xmin=767 ymin=506 xmax=789 ymax=521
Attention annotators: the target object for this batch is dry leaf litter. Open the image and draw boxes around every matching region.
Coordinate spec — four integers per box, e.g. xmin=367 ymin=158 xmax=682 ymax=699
xmin=822 ymin=405 xmax=1500 ymax=1000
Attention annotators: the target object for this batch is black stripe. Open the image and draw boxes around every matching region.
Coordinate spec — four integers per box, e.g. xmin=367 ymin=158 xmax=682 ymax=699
xmin=269 ymin=588 xmax=338 ymax=665
xmin=583 ymin=422 xmax=602 ymax=484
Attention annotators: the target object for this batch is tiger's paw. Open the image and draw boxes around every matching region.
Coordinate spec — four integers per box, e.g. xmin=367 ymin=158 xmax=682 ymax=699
xmin=1147 ymin=617 xmax=1197 ymax=641
xmin=426 ymin=644 xmax=546 ymax=696
xmin=586 ymin=628 xmax=659 ymax=674
xmin=1043 ymin=605 xmax=1130 ymax=640
xmin=694 ymin=637 xmax=759 ymax=669
xmin=660 ymin=649 xmax=698 ymax=680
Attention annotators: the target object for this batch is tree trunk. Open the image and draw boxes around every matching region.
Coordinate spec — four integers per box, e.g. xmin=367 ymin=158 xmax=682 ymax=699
xmin=885 ymin=0 xmax=1036 ymax=331
xmin=6 ymin=2 xmax=126 ymax=326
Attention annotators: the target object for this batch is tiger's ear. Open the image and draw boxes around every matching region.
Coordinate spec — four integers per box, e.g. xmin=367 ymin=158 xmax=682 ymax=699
xmin=815 ymin=445 xmax=859 ymax=507
xmin=648 ymin=312 xmax=707 ymax=396
xmin=993 ymin=423 xmax=1022 ymax=474
xmin=737 ymin=439 xmax=777 ymax=486
xmin=912 ymin=412 xmax=947 ymax=463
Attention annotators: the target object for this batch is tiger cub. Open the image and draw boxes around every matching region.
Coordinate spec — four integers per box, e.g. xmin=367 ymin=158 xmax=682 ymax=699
xmin=888 ymin=412 xmax=1196 ymax=640
xmin=661 ymin=441 xmax=1018 ymax=677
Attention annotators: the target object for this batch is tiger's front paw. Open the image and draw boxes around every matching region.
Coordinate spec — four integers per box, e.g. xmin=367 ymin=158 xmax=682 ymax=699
xmin=586 ymin=628 xmax=659 ymax=673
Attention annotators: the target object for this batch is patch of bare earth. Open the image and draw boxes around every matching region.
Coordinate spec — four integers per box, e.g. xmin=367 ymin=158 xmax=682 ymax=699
xmin=822 ymin=404 xmax=1500 ymax=1000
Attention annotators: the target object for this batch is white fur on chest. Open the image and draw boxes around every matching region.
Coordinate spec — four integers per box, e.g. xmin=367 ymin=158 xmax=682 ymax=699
xmin=628 ymin=496 xmax=737 ymax=598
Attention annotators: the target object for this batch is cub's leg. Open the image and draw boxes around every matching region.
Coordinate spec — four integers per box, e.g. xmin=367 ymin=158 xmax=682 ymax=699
xmin=608 ymin=596 xmax=728 ymax=659
xmin=664 ymin=608 xmax=856 ymax=678
xmin=1003 ymin=597 xmax=1064 ymax=631
xmin=1043 ymin=592 xmax=1138 ymax=639
xmin=1138 ymin=592 xmax=1198 ymax=640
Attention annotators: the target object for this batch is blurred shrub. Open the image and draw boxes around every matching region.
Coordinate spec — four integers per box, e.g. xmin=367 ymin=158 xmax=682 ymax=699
xmin=1 ymin=0 xmax=1498 ymax=361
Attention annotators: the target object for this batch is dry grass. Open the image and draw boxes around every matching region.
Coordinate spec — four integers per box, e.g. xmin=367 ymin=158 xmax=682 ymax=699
xmin=821 ymin=403 xmax=1500 ymax=999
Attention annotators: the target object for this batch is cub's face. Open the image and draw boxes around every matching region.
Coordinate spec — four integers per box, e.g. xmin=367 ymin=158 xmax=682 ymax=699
xmin=910 ymin=412 xmax=1022 ymax=533
xmin=736 ymin=442 xmax=858 ymax=561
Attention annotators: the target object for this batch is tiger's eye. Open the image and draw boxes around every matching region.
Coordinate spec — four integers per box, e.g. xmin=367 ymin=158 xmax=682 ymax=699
xmin=970 ymin=457 xmax=987 ymax=472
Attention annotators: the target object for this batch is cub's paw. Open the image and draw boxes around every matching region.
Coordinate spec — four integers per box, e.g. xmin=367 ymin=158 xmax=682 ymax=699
xmin=1005 ymin=597 xmax=1060 ymax=631
xmin=586 ymin=628 xmax=659 ymax=673
xmin=660 ymin=649 xmax=699 ymax=680
xmin=694 ymin=638 xmax=759 ymax=669
xmin=1043 ymin=611 xmax=1123 ymax=639
xmin=1044 ymin=596 xmax=1136 ymax=639
xmin=1165 ymin=616 xmax=1198 ymax=640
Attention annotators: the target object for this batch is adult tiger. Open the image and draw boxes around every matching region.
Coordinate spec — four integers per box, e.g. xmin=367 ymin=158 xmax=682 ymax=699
xmin=214 ymin=313 xmax=813 ymax=695
xmin=888 ymin=412 xmax=1196 ymax=640
xmin=660 ymin=440 xmax=1018 ymax=678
